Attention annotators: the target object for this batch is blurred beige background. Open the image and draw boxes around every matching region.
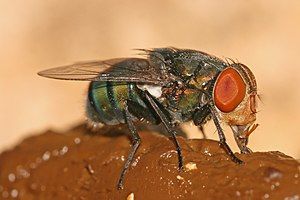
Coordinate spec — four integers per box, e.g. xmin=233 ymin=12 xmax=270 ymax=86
xmin=0 ymin=0 xmax=300 ymax=158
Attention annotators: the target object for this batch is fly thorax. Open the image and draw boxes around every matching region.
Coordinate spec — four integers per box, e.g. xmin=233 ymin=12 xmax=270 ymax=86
xmin=188 ymin=64 xmax=220 ymax=90
xmin=199 ymin=93 xmax=209 ymax=106
xmin=161 ymin=84 xmax=202 ymax=123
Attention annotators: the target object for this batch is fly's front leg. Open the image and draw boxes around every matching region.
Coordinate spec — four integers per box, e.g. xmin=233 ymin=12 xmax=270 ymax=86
xmin=209 ymin=106 xmax=243 ymax=164
xmin=117 ymin=104 xmax=141 ymax=190
xmin=144 ymin=91 xmax=183 ymax=170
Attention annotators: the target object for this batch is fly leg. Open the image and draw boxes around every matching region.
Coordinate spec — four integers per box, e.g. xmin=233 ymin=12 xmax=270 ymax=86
xmin=193 ymin=104 xmax=210 ymax=139
xmin=198 ymin=125 xmax=207 ymax=139
xmin=144 ymin=91 xmax=183 ymax=170
xmin=117 ymin=104 xmax=141 ymax=190
xmin=209 ymin=106 xmax=243 ymax=164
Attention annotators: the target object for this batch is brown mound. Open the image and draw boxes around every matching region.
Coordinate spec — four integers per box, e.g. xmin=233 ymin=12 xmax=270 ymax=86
xmin=0 ymin=124 xmax=299 ymax=199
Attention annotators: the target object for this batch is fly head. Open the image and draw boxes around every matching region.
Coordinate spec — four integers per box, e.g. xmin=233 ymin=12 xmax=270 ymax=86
xmin=212 ymin=63 xmax=259 ymax=152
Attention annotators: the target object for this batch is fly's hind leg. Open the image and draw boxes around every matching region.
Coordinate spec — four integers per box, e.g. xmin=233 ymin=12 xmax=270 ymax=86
xmin=117 ymin=104 xmax=141 ymax=190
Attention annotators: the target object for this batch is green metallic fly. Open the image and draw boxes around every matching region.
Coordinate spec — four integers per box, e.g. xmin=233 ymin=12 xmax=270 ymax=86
xmin=38 ymin=47 xmax=258 ymax=189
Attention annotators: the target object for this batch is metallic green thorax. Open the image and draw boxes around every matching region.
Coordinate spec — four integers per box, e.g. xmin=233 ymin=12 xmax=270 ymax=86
xmin=151 ymin=48 xmax=225 ymax=123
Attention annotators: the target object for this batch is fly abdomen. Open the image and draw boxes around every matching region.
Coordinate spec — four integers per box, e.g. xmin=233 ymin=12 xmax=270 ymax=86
xmin=86 ymin=81 xmax=146 ymax=125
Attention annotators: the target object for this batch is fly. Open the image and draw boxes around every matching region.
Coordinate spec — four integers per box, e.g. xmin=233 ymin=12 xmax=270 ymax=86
xmin=38 ymin=47 xmax=259 ymax=189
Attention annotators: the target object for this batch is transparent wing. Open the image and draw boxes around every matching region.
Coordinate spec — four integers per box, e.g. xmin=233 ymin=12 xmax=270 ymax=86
xmin=38 ymin=58 xmax=171 ymax=85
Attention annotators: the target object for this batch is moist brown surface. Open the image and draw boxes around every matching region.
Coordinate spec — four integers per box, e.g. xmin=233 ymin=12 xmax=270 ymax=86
xmin=0 ymin=124 xmax=299 ymax=200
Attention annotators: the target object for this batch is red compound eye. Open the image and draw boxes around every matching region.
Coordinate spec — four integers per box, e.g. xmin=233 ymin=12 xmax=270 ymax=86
xmin=214 ymin=68 xmax=246 ymax=113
